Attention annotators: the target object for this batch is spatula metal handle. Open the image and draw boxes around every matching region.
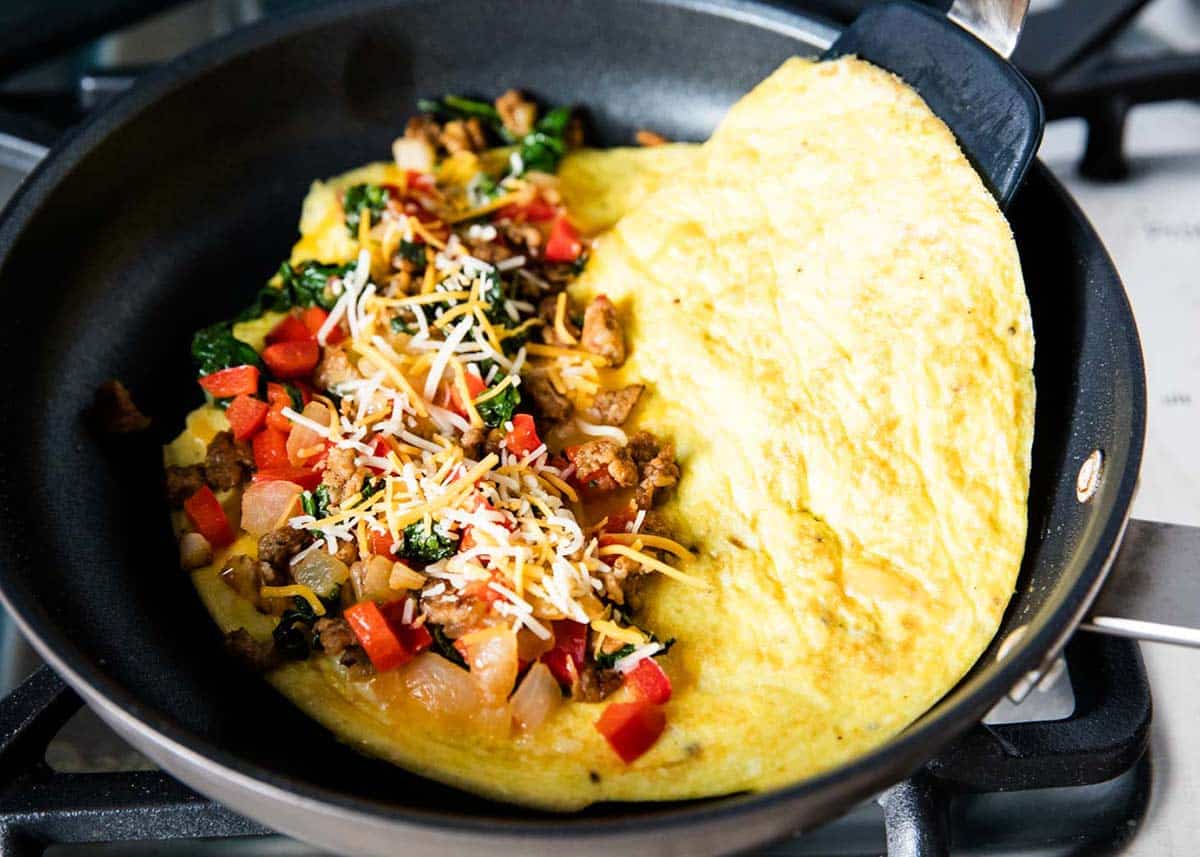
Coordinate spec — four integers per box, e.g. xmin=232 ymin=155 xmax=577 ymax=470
xmin=947 ymin=0 xmax=1030 ymax=59
xmin=1083 ymin=519 xmax=1200 ymax=647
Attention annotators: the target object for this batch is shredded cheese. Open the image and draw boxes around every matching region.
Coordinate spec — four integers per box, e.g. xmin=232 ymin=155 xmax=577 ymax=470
xmin=596 ymin=544 xmax=707 ymax=587
xmin=260 ymin=584 xmax=326 ymax=616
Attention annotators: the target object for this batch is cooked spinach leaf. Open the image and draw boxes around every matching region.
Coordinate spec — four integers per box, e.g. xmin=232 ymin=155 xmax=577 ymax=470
xmin=279 ymin=260 xmax=353 ymax=311
xmin=343 ymin=184 xmax=389 ymax=236
xmin=429 ymin=623 xmax=468 ymax=668
xmin=400 ymin=520 xmax=457 ymax=563
xmin=476 ymin=383 xmax=520 ymax=429
xmin=594 ymin=644 xmax=636 ymax=670
xmin=273 ymin=596 xmax=317 ymax=660
xmin=301 ymin=484 xmax=332 ymax=519
xmin=191 ymin=322 xmax=263 ymax=376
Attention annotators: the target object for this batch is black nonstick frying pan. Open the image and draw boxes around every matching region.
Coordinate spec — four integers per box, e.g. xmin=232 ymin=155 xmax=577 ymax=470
xmin=0 ymin=1 xmax=1193 ymax=855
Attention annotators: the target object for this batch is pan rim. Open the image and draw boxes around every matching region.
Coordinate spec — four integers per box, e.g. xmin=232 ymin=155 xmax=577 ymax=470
xmin=0 ymin=0 xmax=1146 ymax=843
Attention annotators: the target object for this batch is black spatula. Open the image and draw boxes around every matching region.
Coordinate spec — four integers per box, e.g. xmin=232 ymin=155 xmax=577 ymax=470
xmin=824 ymin=0 xmax=1042 ymax=208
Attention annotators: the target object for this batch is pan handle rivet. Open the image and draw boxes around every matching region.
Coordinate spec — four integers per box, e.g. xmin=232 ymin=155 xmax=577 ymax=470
xmin=1076 ymin=449 xmax=1103 ymax=502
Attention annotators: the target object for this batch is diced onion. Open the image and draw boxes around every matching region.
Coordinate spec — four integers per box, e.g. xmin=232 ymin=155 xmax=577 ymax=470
xmin=515 ymin=626 xmax=555 ymax=662
xmin=456 ymin=626 xmax=519 ymax=703
xmin=509 ymin=663 xmax=560 ymax=733
xmin=240 ymin=481 xmax=303 ymax=537
xmin=389 ymin=561 xmax=426 ymax=590
xmin=292 ymin=550 xmax=350 ymax=599
xmin=287 ymin=402 xmax=330 ymax=466
xmin=351 ymin=555 xmax=394 ymax=602
xmin=393 ymin=136 xmax=435 ymax=173
xmin=400 ymin=652 xmax=481 ymax=720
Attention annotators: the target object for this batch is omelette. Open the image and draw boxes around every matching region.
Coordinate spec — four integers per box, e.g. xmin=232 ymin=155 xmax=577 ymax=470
xmin=164 ymin=57 xmax=1034 ymax=809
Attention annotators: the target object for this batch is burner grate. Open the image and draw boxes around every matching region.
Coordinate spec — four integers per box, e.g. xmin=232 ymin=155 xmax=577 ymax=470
xmin=0 ymin=635 xmax=1150 ymax=857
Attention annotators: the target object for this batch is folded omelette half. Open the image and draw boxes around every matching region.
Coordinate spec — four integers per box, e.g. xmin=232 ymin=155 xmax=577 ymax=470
xmin=185 ymin=55 xmax=1034 ymax=808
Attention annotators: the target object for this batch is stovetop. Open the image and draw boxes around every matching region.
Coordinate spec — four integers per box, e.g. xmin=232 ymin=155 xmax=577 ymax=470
xmin=1 ymin=0 xmax=1199 ymax=854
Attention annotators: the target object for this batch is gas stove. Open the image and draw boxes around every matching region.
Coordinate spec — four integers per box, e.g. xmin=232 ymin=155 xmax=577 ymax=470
xmin=0 ymin=1 xmax=1198 ymax=854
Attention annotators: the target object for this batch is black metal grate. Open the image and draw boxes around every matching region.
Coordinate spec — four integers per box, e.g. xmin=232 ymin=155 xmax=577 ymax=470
xmin=0 ymin=635 xmax=1150 ymax=856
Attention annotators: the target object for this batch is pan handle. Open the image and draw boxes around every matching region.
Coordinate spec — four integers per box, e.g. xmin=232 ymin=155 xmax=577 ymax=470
xmin=947 ymin=0 xmax=1031 ymax=59
xmin=1081 ymin=518 xmax=1200 ymax=647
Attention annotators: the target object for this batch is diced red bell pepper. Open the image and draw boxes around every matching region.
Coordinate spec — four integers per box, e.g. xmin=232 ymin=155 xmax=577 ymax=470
xmin=624 ymin=657 xmax=672 ymax=704
xmin=505 ymin=413 xmax=542 ymax=458
xmin=265 ymin=314 xmax=312 ymax=345
xmin=604 ymin=503 xmax=639 ymax=535
xmin=251 ymin=467 xmax=322 ymax=491
xmin=449 ymin=370 xmax=488 ymax=417
xmin=496 ymin=197 xmax=558 ymax=223
xmin=344 ymin=602 xmax=411 ymax=671
xmin=595 ymin=701 xmax=666 ymax=763
xmin=198 ymin=365 xmax=260 ymax=398
xmin=541 ymin=649 xmax=577 ymax=687
xmin=265 ymin=383 xmax=295 ymax=432
xmin=345 ymin=600 xmax=432 ymax=672
xmin=370 ymin=531 xmax=397 ymax=557
xmin=404 ymin=200 xmax=439 ymax=224
xmin=544 ymin=214 xmax=582 ymax=263
xmin=359 ymin=435 xmax=393 ymax=475
xmin=541 ymin=620 xmax=588 ymax=687
xmin=262 ymin=340 xmax=320 ymax=379
xmin=405 ymin=171 xmax=435 ymax=193
xmin=300 ymin=306 xmax=344 ymax=345
xmin=252 ymin=426 xmax=291 ymax=471
xmin=225 ymin=394 xmax=269 ymax=441
xmin=183 ymin=485 xmax=234 ymax=549
xmin=379 ymin=600 xmax=433 ymax=655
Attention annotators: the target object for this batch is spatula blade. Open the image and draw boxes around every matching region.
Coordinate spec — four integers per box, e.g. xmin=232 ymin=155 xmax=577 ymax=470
xmin=824 ymin=0 xmax=1043 ymax=208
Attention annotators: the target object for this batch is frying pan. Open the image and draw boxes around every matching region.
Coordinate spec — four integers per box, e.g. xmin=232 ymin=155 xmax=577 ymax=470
xmin=0 ymin=1 xmax=1192 ymax=855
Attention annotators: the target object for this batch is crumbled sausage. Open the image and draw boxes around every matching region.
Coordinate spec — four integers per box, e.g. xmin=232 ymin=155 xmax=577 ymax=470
xmin=574 ymin=663 xmax=622 ymax=702
xmin=440 ymin=118 xmax=486 ymax=154
xmin=219 ymin=554 xmax=282 ymax=604
xmin=627 ymin=430 xmax=661 ymax=466
xmin=538 ymin=294 xmax=580 ymax=346
xmin=484 ymin=427 xmax=507 ymax=456
xmin=90 ymin=380 xmax=151 ymax=433
xmin=314 ymin=617 xmax=357 ymax=657
xmin=165 ymin=464 xmax=206 ymax=506
xmin=571 ymin=439 xmax=638 ymax=488
xmin=320 ymin=447 xmax=365 ymax=504
xmin=460 ymin=426 xmax=485 ymax=458
xmin=464 ymin=235 xmax=513 ymax=264
xmin=314 ymin=346 xmax=360 ymax=393
xmin=525 ymin=374 xmax=573 ymax=423
xmin=580 ymin=295 xmax=626 ymax=366
xmin=564 ymin=116 xmax=585 ymax=150
xmin=405 ymin=114 xmax=441 ymax=147
xmin=585 ymin=384 xmax=643 ymax=425
xmin=334 ymin=538 xmax=359 ymax=566
xmin=495 ymin=89 xmax=537 ymax=138
xmin=257 ymin=527 xmax=312 ymax=575
xmin=204 ymin=431 xmax=251 ymax=491
xmin=598 ymin=555 xmax=643 ymax=604
xmin=338 ymin=646 xmax=374 ymax=679
xmin=421 ymin=591 xmax=488 ymax=639
xmin=225 ymin=628 xmax=282 ymax=672
xmin=636 ymin=441 xmax=680 ymax=509
xmin=635 ymin=129 xmax=670 ymax=147
xmin=179 ymin=532 xmax=213 ymax=571
xmin=504 ymin=222 xmax=542 ymax=254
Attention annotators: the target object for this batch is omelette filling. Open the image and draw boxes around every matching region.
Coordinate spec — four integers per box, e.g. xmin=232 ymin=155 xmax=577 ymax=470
xmin=166 ymin=92 xmax=697 ymax=763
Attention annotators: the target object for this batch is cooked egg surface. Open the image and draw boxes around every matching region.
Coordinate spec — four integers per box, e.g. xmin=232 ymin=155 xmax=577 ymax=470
xmin=169 ymin=55 xmax=1033 ymax=809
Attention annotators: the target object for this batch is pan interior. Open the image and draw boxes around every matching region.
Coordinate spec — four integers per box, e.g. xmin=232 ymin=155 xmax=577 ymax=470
xmin=0 ymin=0 xmax=1142 ymax=827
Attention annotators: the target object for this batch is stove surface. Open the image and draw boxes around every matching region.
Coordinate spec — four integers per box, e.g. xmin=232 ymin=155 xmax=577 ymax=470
xmin=1 ymin=1 xmax=1199 ymax=854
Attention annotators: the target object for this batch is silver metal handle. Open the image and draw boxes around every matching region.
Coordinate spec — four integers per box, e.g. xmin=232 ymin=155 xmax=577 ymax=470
xmin=947 ymin=0 xmax=1031 ymax=59
xmin=1082 ymin=519 xmax=1200 ymax=647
